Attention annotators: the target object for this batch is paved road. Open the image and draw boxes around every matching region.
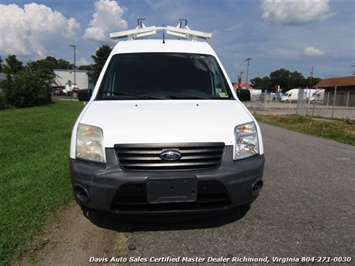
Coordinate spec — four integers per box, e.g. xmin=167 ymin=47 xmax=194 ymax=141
xmin=104 ymin=123 xmax=354 ymax=265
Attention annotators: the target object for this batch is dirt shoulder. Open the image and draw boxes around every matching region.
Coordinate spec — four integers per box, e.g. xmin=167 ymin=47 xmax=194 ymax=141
xmin=10 ymin=201 xmax=248 ymax=266
xmin=11 ymin=202 xmax=129 ymax=266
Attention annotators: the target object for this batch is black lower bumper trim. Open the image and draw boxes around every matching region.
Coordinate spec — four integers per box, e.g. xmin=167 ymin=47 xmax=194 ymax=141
xmin=70 ymin=146 xmax=264 ymax=215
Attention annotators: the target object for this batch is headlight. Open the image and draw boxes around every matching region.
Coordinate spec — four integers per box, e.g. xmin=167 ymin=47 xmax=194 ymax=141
xmin=234 ymin=122 xmax=259 ymax=160
xmin=76 ymin=124 xmax=105 ymax=163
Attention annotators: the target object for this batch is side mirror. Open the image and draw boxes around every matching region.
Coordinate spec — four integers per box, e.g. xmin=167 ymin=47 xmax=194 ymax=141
xmin=236 ymin=88 xmax=251 ymax=101
xmin=78 ymin=89 xmax=92 ymax=102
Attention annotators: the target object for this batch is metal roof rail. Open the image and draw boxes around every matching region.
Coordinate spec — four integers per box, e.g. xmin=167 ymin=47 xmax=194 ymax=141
xmin=165 ymin=24 xmax=211 ymax=41
xmin=110 ymin=19 xmax=212 ymax=41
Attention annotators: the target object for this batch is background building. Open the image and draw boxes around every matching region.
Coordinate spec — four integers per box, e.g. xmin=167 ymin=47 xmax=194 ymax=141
xmin=53 ymin=69 xmax=94 ymax=90
xmin=314 ymin=76 xmax=355 ymax=107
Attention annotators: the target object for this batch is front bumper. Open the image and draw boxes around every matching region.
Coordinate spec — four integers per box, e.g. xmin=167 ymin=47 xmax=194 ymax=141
xmin=70 ymin=146 xmax=264 ymax=215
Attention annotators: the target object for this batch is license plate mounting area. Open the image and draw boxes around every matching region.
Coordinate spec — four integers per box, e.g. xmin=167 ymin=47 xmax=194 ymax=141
xmin=146 ymin=177 xmax=197 ymax=204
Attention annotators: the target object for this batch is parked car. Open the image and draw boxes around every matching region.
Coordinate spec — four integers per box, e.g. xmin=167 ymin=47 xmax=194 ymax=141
xmin=52 ymin=86 xmax=64 ymax=95
xmin=63 ymin=85 xmax=80 ymax=97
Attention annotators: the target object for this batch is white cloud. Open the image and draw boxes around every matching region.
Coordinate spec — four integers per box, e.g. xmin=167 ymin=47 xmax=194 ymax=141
xmin=0 ymin=3 xmax=80 ymax=58
xmin=83 ymin=0 xmax=128 ymax=42
xmin=78 ymin=57 xmax=91 ymax=66
xmin=261 ymin=0 xmax=334 ymax=25
xmin=303 ymin=46 xmax=326 ymax=57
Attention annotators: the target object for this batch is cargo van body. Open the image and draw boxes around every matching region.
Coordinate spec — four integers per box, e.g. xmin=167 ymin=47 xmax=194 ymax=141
xmin=70 ymin=24 xmax=264 ymax=216
xmin=310 ymin=89 xmax=325 ymax=104
xmin=280 ymin=88 xmax=320 ymax=103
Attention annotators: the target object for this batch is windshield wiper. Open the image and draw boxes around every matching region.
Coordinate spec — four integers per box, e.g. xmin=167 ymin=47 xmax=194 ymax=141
xmin=167 ymin=94 xmax=212 ymax=99
xmin=100 ymin=91 xmax=217 ymax=100
xmin=101 ymin=91 xmax=166 ymax=100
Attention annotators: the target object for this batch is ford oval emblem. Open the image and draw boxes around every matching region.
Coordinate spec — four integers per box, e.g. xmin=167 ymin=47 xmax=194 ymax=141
xmin=160 ymin=150 xmax=182 ymax=161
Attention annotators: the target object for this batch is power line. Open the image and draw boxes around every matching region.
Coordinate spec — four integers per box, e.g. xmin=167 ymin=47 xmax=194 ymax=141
xmin=238 ymin=1 xmax=287 ymax=42
xmin=246 ymin=1 xmax=322 ymax=54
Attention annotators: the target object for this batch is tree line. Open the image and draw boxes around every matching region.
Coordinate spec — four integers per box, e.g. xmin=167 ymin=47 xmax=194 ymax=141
xmin=250 ymin=69 xmax=321 ymax=92
xmin=0 ymin=45 xmax=112 ymax=109
xmin=1 ymin=44 xmax=321 ymax=109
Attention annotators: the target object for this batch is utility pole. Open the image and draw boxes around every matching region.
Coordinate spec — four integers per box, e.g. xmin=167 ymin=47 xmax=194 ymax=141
xmin=245 ymin=58 xmax=252 ymax=88
xmin=238 ymin=71 xmax=243 ymax=89
xmin=308 ymin=66 xmax=314 ymax=106
xmin=310 ymin=66 xmax=313 ymax=89
xmin=69 ymin=44 xmax=76 ymax=89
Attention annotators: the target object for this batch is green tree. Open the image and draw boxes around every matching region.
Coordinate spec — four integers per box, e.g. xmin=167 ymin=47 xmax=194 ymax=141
xmin=30 ymin=56 xmax=71 ymax=75
xmin=269 ymin=68 xmax=292 ymax=91
xmin=251 ymin=68 xmax=322 ymax=92
xmin=1 ymin=69 xmax=53 ymax=108
xmin=305 ymin=76 xmax=322 ymax=88
xmin=3 ymin=55 xmax=24 ymax=74
xmin=79 ymin=65 xmax=94 ymax=71
xmin=57 ymin=58 xmax=72 ymax=69
xmin=289 ymin=71 xmax=305 ymax=89
xmin=90 ymin=44 xmax=112 ymax=85
xmin=250 ymin=76 xmax=271 ymax=91
xmin=0 ymin=62 xmax=54 ymax=109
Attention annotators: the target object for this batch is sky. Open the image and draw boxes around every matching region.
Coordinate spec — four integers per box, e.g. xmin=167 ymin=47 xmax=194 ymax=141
xmin=1 ymin=0 xmax=354 ymax=82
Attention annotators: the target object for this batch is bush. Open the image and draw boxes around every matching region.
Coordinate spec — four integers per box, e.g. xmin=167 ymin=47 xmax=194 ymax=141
xmin=0 ymin=70 xmax=52 ymax=108
xmin=0 ymin=93 xmax=9 ymax=110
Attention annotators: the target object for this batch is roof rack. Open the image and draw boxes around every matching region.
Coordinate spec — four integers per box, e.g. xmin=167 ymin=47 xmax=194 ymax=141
xmin=110 ymin=19 xmax=212 ymax=41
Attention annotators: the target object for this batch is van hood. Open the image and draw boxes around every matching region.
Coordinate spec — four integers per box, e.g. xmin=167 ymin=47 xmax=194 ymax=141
xmin=78 ymin=100 xmax=253 ymax=147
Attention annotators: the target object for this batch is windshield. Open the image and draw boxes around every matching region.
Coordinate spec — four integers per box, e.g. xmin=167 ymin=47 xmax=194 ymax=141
xmin=96 ymin=53 xmax=233 ymax=100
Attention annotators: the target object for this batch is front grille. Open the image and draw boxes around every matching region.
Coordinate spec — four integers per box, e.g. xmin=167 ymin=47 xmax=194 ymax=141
xmin=114 ymin=143 xmax=225 ymax=171
xmin=110 ymin=181 xmax=231 ymax=212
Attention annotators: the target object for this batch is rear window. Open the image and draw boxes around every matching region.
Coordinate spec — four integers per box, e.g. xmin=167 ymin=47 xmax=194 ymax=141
xmin=96 ymin=53 xmax=233 ymax=100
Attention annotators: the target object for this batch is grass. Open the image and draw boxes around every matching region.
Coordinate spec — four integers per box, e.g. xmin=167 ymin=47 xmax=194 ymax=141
xmin=0 ymin=100 xmax=84 ymax=265
xmin=255 ymin=114 xmax=355 ymax=146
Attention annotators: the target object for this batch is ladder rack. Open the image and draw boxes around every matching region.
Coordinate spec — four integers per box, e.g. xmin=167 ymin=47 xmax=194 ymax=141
xmin=110 ymin=21 xmax=212 ymax=41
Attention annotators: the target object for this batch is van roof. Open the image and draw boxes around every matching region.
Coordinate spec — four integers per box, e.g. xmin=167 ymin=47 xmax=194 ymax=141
xmin=111 ymin=39 xmax=216 ymax=56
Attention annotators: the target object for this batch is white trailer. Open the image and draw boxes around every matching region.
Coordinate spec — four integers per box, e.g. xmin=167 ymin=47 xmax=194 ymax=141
xmin=280 ymin=88 xmax=321 ymax=103
xmin=309 ymin=89 xmax=325 ymax=104
xmin=53 ymin=69 xmax=94 ymax=90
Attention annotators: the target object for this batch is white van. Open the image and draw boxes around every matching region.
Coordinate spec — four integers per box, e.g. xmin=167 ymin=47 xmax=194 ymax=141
xmin=280 ymin=88 xmax=300 ymax=102
xmin=280 ymin=88 xmax=321 ymax=103
xmin=70 ymin=22 xmax=264 ymax=216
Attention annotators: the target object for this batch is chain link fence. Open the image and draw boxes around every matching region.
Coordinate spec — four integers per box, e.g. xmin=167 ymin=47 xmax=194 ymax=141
xmin=323 ymin=91 xmax=355 ymax=107
xmin=249 ymin=93 xmax=273 ymax=111
xmin=248 ymin=90 xmax=355 ymax=120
